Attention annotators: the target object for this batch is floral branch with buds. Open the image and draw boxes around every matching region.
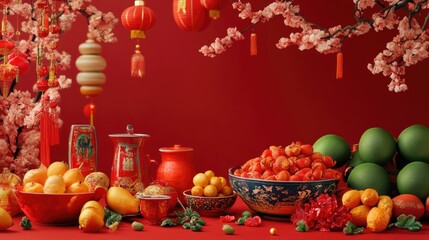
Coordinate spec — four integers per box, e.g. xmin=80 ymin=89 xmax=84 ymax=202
xmin=200 ymin=0 xmax=429 ymax=92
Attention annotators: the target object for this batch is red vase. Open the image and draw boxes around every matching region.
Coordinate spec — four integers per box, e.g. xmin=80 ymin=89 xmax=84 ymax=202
xmin=156 ymin=145 xmax=197 ymax=204
xmin=109 ymin=125 xmax=150 ymax=195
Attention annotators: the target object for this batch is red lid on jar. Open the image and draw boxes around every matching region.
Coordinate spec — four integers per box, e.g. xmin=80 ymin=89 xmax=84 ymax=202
xmin=159 ymin=144 xmax=193 ymax=152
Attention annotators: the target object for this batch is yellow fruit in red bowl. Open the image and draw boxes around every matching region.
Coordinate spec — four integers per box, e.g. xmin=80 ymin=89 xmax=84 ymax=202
xmin=15 ymin=186 xmax=105 ymax=225
xmin=84 ymin=172 xmax=109 ymax=192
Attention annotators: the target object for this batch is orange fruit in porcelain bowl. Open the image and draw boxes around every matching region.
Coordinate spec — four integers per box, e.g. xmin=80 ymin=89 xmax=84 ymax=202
xmin=23 ymin=182 xmax=44 ymax=193
xmin=47 ymin=161 xmax=69 ymax=177
xmin=43 ymin=175 xmax=66 ymax=193
xmin=193 ymin=173 xmax=210 ymax=187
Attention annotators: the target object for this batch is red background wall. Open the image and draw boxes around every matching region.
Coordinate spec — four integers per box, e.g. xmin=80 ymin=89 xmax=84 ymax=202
xmin=19 ymin=1 xmax=429 ymax=180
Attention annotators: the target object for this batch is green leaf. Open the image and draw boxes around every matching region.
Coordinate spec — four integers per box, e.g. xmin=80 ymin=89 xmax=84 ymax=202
xmin=343 ymin=221 xmax=364 ymax=235
xmin=296 ymin=220 xmax=309 ymax=232
xmin=393 ymin=214 xmax=422 ymax=231
xmin=161 ymin=219 xmax=177 ymax=227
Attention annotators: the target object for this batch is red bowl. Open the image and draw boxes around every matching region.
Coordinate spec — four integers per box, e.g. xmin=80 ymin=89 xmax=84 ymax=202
xmin=15 ymin=186 xmax=105 ymax=225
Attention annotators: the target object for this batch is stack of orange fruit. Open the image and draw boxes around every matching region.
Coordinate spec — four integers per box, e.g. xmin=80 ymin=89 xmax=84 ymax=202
xmin=342 ymin=188 xmax=393 ymax=232
xmin=22 ymin=161 xmax=88 ymax=194
xmin=191 ymin=170 xmax=233 ymax=197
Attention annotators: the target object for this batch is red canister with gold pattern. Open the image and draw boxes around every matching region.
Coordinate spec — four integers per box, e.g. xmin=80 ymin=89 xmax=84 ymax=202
xmin=157 ymin=145 xmax=197 ymax=203
xmin=109 ymin=125 xmax=150 ymax=195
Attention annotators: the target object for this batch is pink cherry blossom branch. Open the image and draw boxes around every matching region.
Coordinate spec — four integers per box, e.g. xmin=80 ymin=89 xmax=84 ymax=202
xmin=200 ymin=0 xmax=429 ymax=92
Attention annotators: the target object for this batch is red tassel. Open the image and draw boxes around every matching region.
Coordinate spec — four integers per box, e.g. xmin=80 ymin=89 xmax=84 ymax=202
xmin=40 ymin=108 xmax=51 ymax=166
xmin=49 ymin=102 xmax=60 ymax=145
xmin=250 ymin=33 xmax=257 ymax=56
xmin=131 ymin=44 xmax=145 ymax=78
xmin=336 ymin=51 xmax=343 ymax=79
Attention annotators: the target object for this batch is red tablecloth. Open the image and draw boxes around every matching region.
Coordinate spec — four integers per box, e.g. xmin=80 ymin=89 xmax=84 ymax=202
xmin=5 ymin=197 xmax=429 ymax=240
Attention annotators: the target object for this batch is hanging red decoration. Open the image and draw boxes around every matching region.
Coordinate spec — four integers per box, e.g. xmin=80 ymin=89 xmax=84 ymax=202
xmin=250 ymin=32 xmax=257 ymax=56
xmin=336 ymin=51 xmax=343 ymax=79
xmin=173 ymin=0 xmax=211 ymax=32
xmin=8 ymin=51 xmax=30 ymax=82
xmin=83 ymin=103 xmax=96 ymax=126
xmin=121 ymin=0 xmax=156 ymax=40
xmin=0 ymin=40 xmax=18 ymax=97
xmin=200 ymin=0 xmax=229 ymax=20
xmin=121 ymin=0 xmax=156 ymax=78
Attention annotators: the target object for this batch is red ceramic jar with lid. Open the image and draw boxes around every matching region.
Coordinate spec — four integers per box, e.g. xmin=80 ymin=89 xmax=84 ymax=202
xmin=157 ymin=145 xmax=197 ymax=204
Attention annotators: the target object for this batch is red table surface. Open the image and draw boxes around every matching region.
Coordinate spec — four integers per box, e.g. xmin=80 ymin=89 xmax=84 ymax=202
xmin=4 ymin=197 xmax=429 ymax=240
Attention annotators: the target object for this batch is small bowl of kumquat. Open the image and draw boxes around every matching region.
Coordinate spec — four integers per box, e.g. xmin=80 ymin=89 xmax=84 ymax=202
xmin=183 ymin=189 xmax=237 ymax=217
xmin=228 ymin=142 xmax=342 ymax=218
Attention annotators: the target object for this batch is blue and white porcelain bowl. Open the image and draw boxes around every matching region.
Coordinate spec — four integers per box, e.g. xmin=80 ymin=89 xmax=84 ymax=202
xmin=228 ymin=167 xmax=339 ymax=218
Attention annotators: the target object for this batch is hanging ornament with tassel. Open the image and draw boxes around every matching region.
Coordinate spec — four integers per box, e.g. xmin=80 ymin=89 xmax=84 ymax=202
xmin=75 ymin=34 xmax=107 ymax=125
xmin=250 ymin=32 xmax=257 ymax=56
xmin=121 ymin=0 xmax=156 ymax=78
xmin=336 ymin=51 xmax=343 ymax=79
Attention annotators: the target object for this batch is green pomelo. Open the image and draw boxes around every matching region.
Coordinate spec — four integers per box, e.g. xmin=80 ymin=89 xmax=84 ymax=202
xmin=347 ymin=150 xmax=364 ymax=168
xmin=396 ymin=161 xmax=429 ymax=201
xmin=313 ymin=134 xmax=351 ymax=168
xmin=358 ymin=127 xmax=396 ymax=165
xmin=347 ymin=162 xmax=392 ymax=196
xmin=397 ymin=124 xmax=429 ymax=163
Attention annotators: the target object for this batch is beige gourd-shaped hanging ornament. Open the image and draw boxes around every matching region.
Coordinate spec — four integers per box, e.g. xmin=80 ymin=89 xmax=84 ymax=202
xmin=75 ymin=34 xmax=107 ymax=97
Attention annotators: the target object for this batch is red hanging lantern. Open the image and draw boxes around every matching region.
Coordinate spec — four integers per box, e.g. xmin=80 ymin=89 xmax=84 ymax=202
xmin=0 ymin=40 xmax=18 ymax=97
xmin=173 ymin=0 xmax=211 ymax=32
xmin=8 ymin=51 xmax=30 ymax=82
xmin=121 ymin=0 xmax=156 ymax=78
xmin=200 ymin=0 xmax=229 ymax=20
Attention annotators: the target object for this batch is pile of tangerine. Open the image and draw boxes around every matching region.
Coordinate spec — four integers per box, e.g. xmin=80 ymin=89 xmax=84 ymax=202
xmin=233 ymin=142 xmax=342 ymax=181
xmin=191 ymin=170 xmax=233 ymax=197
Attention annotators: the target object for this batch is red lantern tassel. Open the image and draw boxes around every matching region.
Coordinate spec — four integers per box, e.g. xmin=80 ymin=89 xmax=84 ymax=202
xmin=131 ymin=44 xmax=145 ymax=78
xmin=49 ymin=104 xmax=60 ymax=145
xmin=39 ymin=109 xmax=51 ymax=166
xmin=336 ymin=51 xmax=343 ymax=79
xmin=250 ymin=33 xmax=257 ymax=56
xmin=90 ymin=103 xmax=95 ymax=126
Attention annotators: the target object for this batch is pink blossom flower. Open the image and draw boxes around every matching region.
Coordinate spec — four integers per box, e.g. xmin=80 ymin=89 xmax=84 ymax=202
xmin=353 ymin=0 xmax=376 ymax=10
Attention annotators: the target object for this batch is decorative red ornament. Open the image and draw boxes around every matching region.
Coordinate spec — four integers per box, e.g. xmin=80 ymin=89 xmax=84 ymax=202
xmin=121 ymin=0 xmax=156 ymax=78
xmin=200 ymin=0 xmax=229 ymax=20
xmin=173 ymin=0 xmax=211 ymax=32
xmin=0 ymin=40 xmax=14 ymax=55
xmin=36 ymin=79 xmax=49 ymax=92
xmin=121 ymin=0 xmax=156 ymax=40
xmin=250 ymin=32 xmax=257 ymax=56
xmin=131 ymin=44 xmax=145 ymax=78
xmin=8 ymin=51 xmax=30 ymax=75
xmin=83 ymin=103 xmax=96 ymax=125
xmin=336 ymin=51 xmax=343 ymax=79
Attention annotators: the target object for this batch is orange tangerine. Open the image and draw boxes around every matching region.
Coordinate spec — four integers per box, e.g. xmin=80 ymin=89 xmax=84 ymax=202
xmin=361 ymin=188 xmax=379 ymax=207
xmin=220 ymin=185 xmax=233 ymax=196
xmin=209 ymin=176 xmax=223 ymax=192
xmin=350 ymin=205 xmax=371 ymax=227
xmin=342 ymin=189 xmax=361 ymax=209
xmin=47 ymin=161 xmax=69 ymax=177
xmin=219 ymin=177 xmax=228 ymax=188
xmin=193 ymin=173 xmax=210 ymax=188
xmin=191 ymin=186 xmax=204 ymax=196
xmin=204 ymin=170 xmax=215 ymax=179
xmin=203 ymin=184 xmax=218 ymax=197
